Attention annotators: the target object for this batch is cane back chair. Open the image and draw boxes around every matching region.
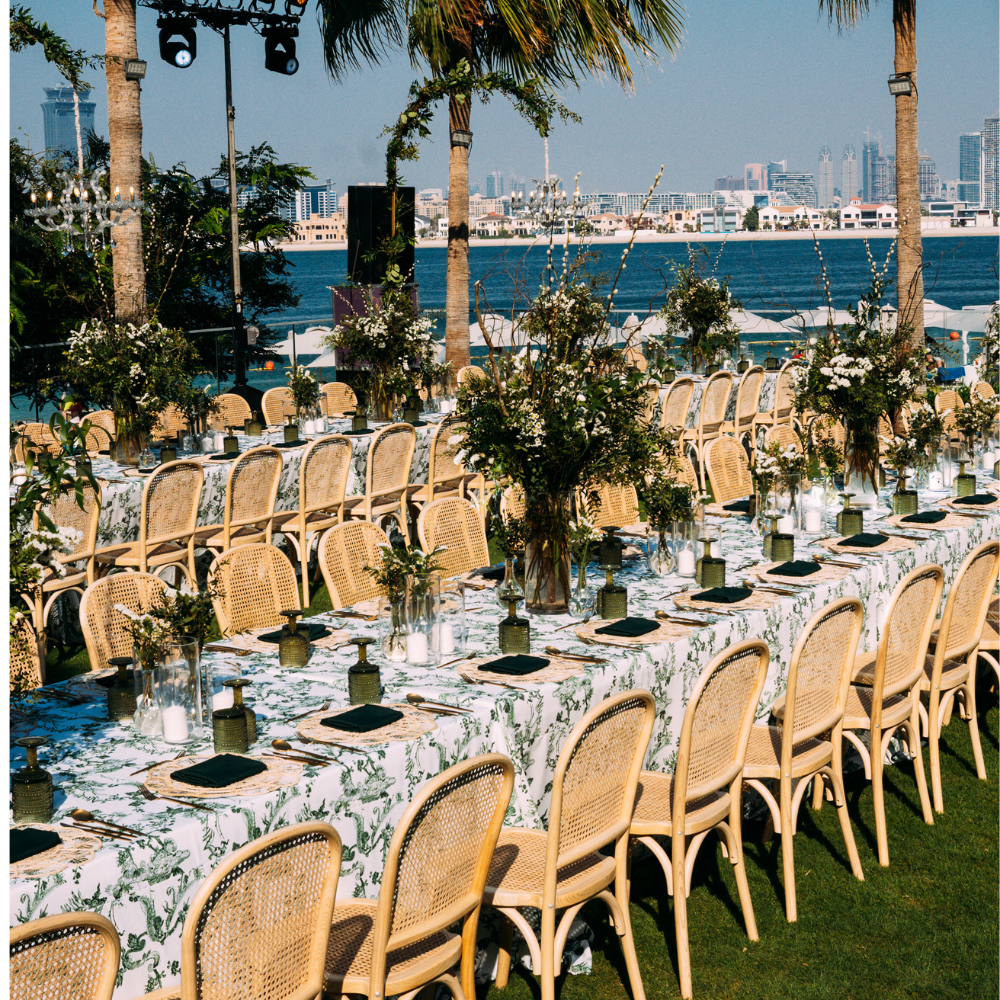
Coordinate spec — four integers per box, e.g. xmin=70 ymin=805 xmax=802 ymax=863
xmin=753 ymin=360 xmax=802 ymax=440
xmin=704 ymin=437 xmax=753 ymax=505
xmin=577 ymin=483 xmax=642 ymax=531
xmin=320 ymin=382 xmax=358 ymax=417
xmin=659 ymin=378 xmax=696 ymax=434
xmin=680 ymin=371 xmax=733 ymax=491
xmin=208 ymin=544 xmax=301 ymax=637
xmin=262 ymin=387 xmax=295 ymax=427
xmin=417 ymin=497 xmax=490 ymax=579
xmin=342 ymin=423 xmax=416 ymax=541
xmin=210 ymin=393 xmax=253 ymax=431
xmin=980 ymin=597 xmax=1000 ymax=689
xmin=721 ymin=365 xmax=765 ymax=448
xmin=79 ymin=572 xmax=169 ymax=672
xmin=406 ymin=417 xmax=467 ymax=515
xmin=317 ymin=521 xmax=390 ymax=610
xmin=153 ymin=405 xmax=188 ymax=442
xmin=11 ymin=616 xmax=45 ymax=691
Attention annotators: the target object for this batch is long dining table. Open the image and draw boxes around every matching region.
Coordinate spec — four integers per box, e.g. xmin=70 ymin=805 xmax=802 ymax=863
xmin=10 ymin=473 xmax=998 ymax=999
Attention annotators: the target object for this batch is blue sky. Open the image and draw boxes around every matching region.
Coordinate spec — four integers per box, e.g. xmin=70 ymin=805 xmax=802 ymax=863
xmin=9 ymin=0 xmax=998 ymax=195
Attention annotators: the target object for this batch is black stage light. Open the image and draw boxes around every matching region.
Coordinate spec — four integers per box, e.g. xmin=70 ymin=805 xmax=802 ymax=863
xmin=158 ymin=17 xmax=197 ymax=69
xmin=264 ymin=28 xmax=299 ymax=75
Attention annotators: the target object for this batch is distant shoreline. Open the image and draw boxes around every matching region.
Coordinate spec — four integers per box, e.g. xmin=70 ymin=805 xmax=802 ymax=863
xmin=278 ymin=227 xmax=999 ymax=252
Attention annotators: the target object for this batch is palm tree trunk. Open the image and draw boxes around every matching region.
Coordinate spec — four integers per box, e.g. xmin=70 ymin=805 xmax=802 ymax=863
xmin=893 ymin=0 xmax=924 ymax=353
xmin=446 ymin=92 xmax=471 ymax=368
xmin=104 ymin=0 xmax=146 ymax=322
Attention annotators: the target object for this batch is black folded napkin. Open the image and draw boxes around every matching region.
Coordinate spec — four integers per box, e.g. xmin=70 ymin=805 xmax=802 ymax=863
xmin=257 ymin=623 xmax=331 ymax=644
xmin=481 ymin=654 xmax=550 ymax=675
xmin=901 ymin=510 xmax=948 ymax=524
xmin=840 ymin=533 xmax=887 ymax=548
xmin=342 ymin=429 xmax=374 ymax=437
xmin=953 ymin=493 xmax=997 ymax=506
xmin=767 ymin=561 xmax=820 ymax=578
xmin=207 ymin=452 xmax=241 ymax=461
xmin=321 ymin=704 xmax=404 ymax=732
xmin=690 ymin=587 xmax=753 ymax=604
xmin=473 ymin=564 xmax=507 ymax=581
xmin=275 ymin=440 xmax=308 ymax=449
xmin=722 ymin=500 xmax=751 ymax=513
xmin=170 ymin=754 xmax=267 ymax=789
xmin=10 ymin=828 xmax=62 ymax=864
xmin=594 ymin=617 xmax=661 ymax=637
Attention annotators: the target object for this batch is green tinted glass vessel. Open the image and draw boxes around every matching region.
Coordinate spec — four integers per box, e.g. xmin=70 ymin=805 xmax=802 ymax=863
xmin=12 ymin=737 xmax=53 ymax=824
xmin=348 ymin=637 xmax=381 ymax=705
xmin=499 ymin=594 xmax=530 ymax=654
xmin=212 ymin=679 xmax=249 ymax=754
xmin=107 ymin=656 xmax=137 ymax=721
xmin=278 ymin=610 xmax=310 ymax=667
xmin=836 ymin=494 xmax=863 ymax=536
xmin=770 ymin=533 xmax=794 ymax=563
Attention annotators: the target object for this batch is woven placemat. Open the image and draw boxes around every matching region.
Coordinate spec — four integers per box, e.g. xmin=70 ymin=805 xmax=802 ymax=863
xmin=297 ymin=703 xmax=437 ymax=746
xmin=940 ymin=495 xmax=1000 ymax=513
xmin=10 ymin=824 xmax=100 ymax=879
xmin=574 ymin=617 xmax=693 ymax=647
xmin=144 ymin=753 xmax=301 ymax=799
xmin=673 ymin=589 xmax=781 ymax=613
xmin=749 ymin=561 xmax=850 ymax=586
xmin=226 ymin=626 xmax=351 ymax=655
xmin=460 ymin=655 xmax=584 ymax=685
xmin=819 ymin=535 xmax=916 ymax=555
xmin=884 ymin=513 xmax=971 ymax=531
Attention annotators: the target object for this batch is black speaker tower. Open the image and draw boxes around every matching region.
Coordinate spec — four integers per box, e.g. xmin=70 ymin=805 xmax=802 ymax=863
xmin=347 ymin=185 xmax=415 ymax=285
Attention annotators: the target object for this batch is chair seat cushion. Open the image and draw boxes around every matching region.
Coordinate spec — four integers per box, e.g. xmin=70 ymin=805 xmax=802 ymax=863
xmin=95 ymin=542 xmax=186 ymax=569
xmin=630 ymin=771 xmax=729 ymax=837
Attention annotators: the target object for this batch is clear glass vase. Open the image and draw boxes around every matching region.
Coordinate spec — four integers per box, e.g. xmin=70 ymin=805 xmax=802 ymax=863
xmin=379 ymin=597 xmax=409 ymax=662
xmin=568 ymin=558 xmax=596 ymax=618
xmin=495 ymin=556 xmax=524 ymax=609
xmin=523 ymin=493 xmax=572 ymax=615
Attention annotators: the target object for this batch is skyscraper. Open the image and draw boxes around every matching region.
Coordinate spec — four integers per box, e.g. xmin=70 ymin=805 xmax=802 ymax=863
xmin=744 ymin=163 xmax=765 ymax=191
xmin=982 ymin=115 xmax=999 ymax=212
xmin=862 ymin=135 xmax=880 ymax=202
xmin=959 ymin=132 xmax=981 ymax=205
xmin=842 ymin=145 xmax=858 ymax=202
xmin=41 ymin=85 xmax=96 ymax=159
xmin=816 ymin=146 xmax=835 ymax=209
xmin=770 ymin=172 xmax=817 ymax=208
xmin=872 ymin=153 xmax=896 ymax=203
xmin=486 ymin=170 xmax=504 ymax=199
xmin=766 ymin=160 xmax=787 ymax=189
xmin=918 ymin=155 xmax=940 ymax=201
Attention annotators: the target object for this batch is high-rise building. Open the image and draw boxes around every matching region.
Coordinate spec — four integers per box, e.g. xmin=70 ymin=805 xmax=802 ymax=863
xmin=744 ymin=164 xmax=766 ymax=191
xmin=959 ymin=132 xmax=981 ymax=205
xmin=816 ymin=146 xmax=835 ymax=209
xmin=41 ymin=85 xmax=96 ymax=159
xmin=982 ymin=115 xmax=999 ymax=211
xmin=842 ymin=145 xmax=858 ymax=202
xmin=295 ymin=180 xmax=338 ymax=220
xmin=714 ymin=176 xmax=745 ymax=191
xmin=918 ymin=154 xmax=940 ymax=201
xmin=872 ymin=152 xmax=896 ymax=203
xmin=766 ymin=160 xmax=787 ymax=189
xmin=770 ymin=172 xmax=817 ymax=208
xmin=486 ymin=170 xmax=504 ymax=199
xmin=862 ymin=136 xmax=881 ymax=202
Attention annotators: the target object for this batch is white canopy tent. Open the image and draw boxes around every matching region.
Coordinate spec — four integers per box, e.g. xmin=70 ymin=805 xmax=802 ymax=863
xmin=729 ymin=309 xmax=791 ymax=336
xmin=469 ymin=313 xmax=526 ymax=350
xmin=270 ymin=326 xmax=332 ymax=359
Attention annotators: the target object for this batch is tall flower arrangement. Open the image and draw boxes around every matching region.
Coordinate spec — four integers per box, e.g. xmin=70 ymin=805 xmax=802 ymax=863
xmin=286 ymin=365 xmax=320 ymax=416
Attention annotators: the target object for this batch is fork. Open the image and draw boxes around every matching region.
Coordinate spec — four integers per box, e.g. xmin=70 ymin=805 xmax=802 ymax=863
xmin=459 ymin=671 xmax=520 ymax=691
xmin=139 ymin=786 xmax=216 ymax=812
xmin=288 ymin=700 xmax=331 ymax=721
xmin=129 ymin=751 xmax=187 ymax=776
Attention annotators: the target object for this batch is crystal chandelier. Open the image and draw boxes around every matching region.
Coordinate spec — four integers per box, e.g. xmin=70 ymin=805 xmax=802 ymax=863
xmin=510 ymin=176 xmax=579 ymax=231
xmin=24 ymin=168 xmax=143 ymax=253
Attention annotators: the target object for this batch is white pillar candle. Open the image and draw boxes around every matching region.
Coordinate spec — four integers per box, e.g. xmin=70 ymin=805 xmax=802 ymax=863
xmin=161 ymin=705 xmax=189 ymax=742
xmin=927 ymin=471 xmax=944 ymax=491
xmin=777 ymin=515 xmax=794 ymax=534
xmin=435 ymin=623 xmax=455 ymax=654
xmin=212 ymin=689 xmax=234 ymax=711
xmin=805 ymin=509 xmax=823 ymax=533
xmin=677 ymin=550 xmax=696 ymax=577
xmin=406 ymin=631 xmax=429 ymax=664
xmin=213 ymin=432 xmax=225 ymax=451
xmin=983 ymin=450 xmax=994 ymax=469
xmin=304 ymin=419 xmax=316 ymax=435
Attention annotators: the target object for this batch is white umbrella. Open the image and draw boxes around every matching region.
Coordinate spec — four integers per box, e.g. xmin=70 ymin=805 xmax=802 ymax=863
xmin=780 ymin=308 xmax=855 ymax=332
xmin=469 ymin=313 xmax=524 ymax=349
xmin=730 ymin=309 xmax=790 ymax=336
xmin=270 ymin=326 xmax=332 ymax=357
xmin=305 ymin=351 xmax=338 ymax=369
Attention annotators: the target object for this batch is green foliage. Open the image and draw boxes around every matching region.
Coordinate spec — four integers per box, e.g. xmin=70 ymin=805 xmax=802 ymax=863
xmin=10 ymin=5 xmax=103 ymax=89
xmin=909 ymin=404 xmax=943 ymax=465
xmin=810 ymin=428 xmax=845 ymax=476
xmin=364 ymin=543 xmax=444 ymax=603
xmin=742 ymin=205 xmax=760 ymax=231
xmin=286 ymin=365 xmax=320 ymax=412
xmin=640 ymin=476 xmax=702 ymax=532
xmin=148 ymin=585 xmax=220 ymax=649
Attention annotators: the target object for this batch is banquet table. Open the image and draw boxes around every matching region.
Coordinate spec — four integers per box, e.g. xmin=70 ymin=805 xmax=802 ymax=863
xmin=10 ymin=474 xmax=998 ymax=999
xmin=80 ymin=418 xmax=438 ymax=548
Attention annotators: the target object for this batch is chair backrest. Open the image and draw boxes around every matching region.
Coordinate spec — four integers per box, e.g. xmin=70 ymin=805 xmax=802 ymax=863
xmin=933 ymin=541 xmax=999 ymax=667
xmin=153 ymin=404 xmax=187 ymax=440
xmin=317 ymin=521 xmax=390 ymax=609
xmin=299 ymin=435 xmax=352 ymax=516
xmin=427 ymin=417 xmax=467 ymax=490
xmin=697 ymin=372 xmax=734 ymax=429
xmin=456 ymin=365 xmax=486 ymax=386
xmin=366 ymin=755 xmax=514 ymax=988
xmin=870 ymin=564 xmax=945 ymax=701
xmin=735 ymin=366 xmax=765 ymax=422
xmin=209 ymin=544 xmax=300 ymax=636
xmin=10 ymin=912 xmax=121 ymax=1000
xmin=780 ymin=598 xmax=864 ymax=747
xmin=139 ymin=460 xmax=204 ymax=559
xmin=666 ymin=453 xmax=699 ymax=490
xmin=642 ymin=386 xmax=660 ymax=427
xmin=319 ymin=382 xmax=357 ymax=416
xmin=673 ymin=640 xmax=769 ymax=820
xmin=11 ymin=617 xmax=44 ymax=692
xmin=82 ymin=422 xmax=112 ymax=453
xmin=213 ymin=393 xmax=253 ymax=430
xmin=262 ymin=387 xmax=295 ymax=426
xmin=763 ymin=425 xmax=805 ymax=455
xmin=499 ymin=484 xmax=526 ymax=521
xmin=417 ymin=497 xmax=489 ymax=577
xmin=178 ymin=823 xmax=342 ymax=1000
xmin=85 ymin=410 xmax=117 ymax=439
xmin=36 ymin=482 xmax=102 ymax=565
xmin=578 ymin=483 xmax=641 ymax=528
xmin=623 ymin=345 xmax=647 ymax=371
xmin=225 ymin=447 xmax=283 ymax=538
xmin=809 ymin=414 xmax=845 ymax=449
xmin=79 ymin=572 xmax=169 ymax=671
xmin=367 ymin=423 xmax=417 ymax=499
xmin=705 ymin=437 xmax=753 ymax=503
xmin=934 ymin=388 xmax=963 ymax=415
xmin=18 ymin=423 xmax=61 ymax=459
xmin=546 ymin=690 xmax=655 ymax=874
xmin=972 ymin=380 xmax=995 ymax=401
xmin=774 ymin=361 xmax=802 ymax=418
xmin=660 ymin=378 xmax=695 ymax=432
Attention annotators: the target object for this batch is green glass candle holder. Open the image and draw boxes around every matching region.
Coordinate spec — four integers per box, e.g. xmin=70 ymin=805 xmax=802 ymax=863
xmin=403 ymin=395 xmax=421 ymax=424
xmin=663 ymin=367 xmax=676 ymax=384
xmin=955 ymin=461 xmax=977 ymax=498
xmin=107 ymin=656 xmax=137 ymax=721
xmin=697 ymin=531 xmax=727 ymax=587
xmin=159 ymin=446 xmax=177 ymax=464
xmin=738 ymin=358 xmax=750 ymax=373
xmin=765 ymin=355 xmax=780 ymax=372
xmin=236 ymin=679 xmax=257 ymax=744
xmin=705 ymin=363 xmax=720 ymax=376
xmin=836 ymin=494 xmax=864 ymax=536
xmin=770 ymin=533 xmax=794 ymax=563
xmin=762 ymin=513 xmax=780 ymax=561
xmin=248 ymin=413 xmax=263 ymax=437
xmin=348 ymin=637 xmax=381 ymax=705
xmin=12 ymin=737 xmax=53 ymax=824
xmin=499 ymin=593 xmax=530 ymax=654
xmin=598 ymin=527 xmax=623 ymax=570
xmin=892 ymin=477 xmax=919 ymax=516
xmin=278 ymin=610 xmax=310 ymax=667
xmin=283 ymin=423 xmax=300 ymax=444
xmin=351 ymin=409 xmax=369 ymax=433
xmin=212 ymin=679 xmax=249 ymax=754
xmin=223 ymin=429 xmax=239 ymax=455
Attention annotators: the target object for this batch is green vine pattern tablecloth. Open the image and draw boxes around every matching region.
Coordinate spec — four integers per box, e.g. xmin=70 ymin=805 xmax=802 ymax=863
xmin=9 ymin=476 xmax=997 ymax=998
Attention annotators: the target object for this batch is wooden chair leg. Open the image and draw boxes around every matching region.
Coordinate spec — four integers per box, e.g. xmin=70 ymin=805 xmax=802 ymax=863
xmin=727 ymin=804 xmax=758 ymax=941
xmin=829 ymin=754 xmax=864 ymax=881
xmin=907 ymin=712 xmax=934 ymax=826
xmin=928 ymin=688 xmax=944 ymax=814
xmin=672 ymin=831 xmax=693 ymax=999
xmin=494 ymin=914 xmax=513 ymax=989
xmin=871 ymin=735 xmax=890 ymax=867
xmin=539 ymin=902 xmax=557 ymax=1000
xmin=614 ymin=863 xmax=647 ymax=1000
xmin=965 ymin=680 xmax=988 ymax=781
xmin=779 ymin=775 xmax=797 ymax=922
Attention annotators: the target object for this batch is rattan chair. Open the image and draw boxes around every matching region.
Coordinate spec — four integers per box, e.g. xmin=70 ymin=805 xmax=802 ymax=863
xmin=342 ymin=423 xmax=416 ymax=540
xmin=840 ymin=564 xmax=944 ymax=866
xmin=16 ymin=422 xmax=61 ymax=461
xmin=405 ymin=417 xmax=467 ymax=515
xmin=499 ymin=483 xmax=526 ymax=521
xmin=753 ymin=360 xmax=802 ymax=440
xmin=271 ymin=435 xmax=352 ymax=606
xmin=320 ymin=381 xmax=358 ymax=416
xmin=210 ymin=393 xmax=253 ymax=431
xmin=745 ymin=599 xmax=865 ymax=922
xmin=25 ymin=482 xmax=102 ymax=632
xmin=82 ymin=421 xmax=113 ymax=454
xmin=577 ymin=483 xmax=643 ymax=531
xmin=456 ymin=365 xmax=486 ymax=386
xmin=324 ymin=754 xmax=513 ymax=1000
xmin=135 ymin=822 xmax=342 ymax=1000
xmin=95 ymin=460 xmax=203 ymax=588
xmin=417 ymin=497 xmax=490 ymax=578
xmin=934 ymin=388 xmax=963 ymax=441
xmin=317 ymin=521 xmax=390 ymax=609
xmin=85 ymin=410 xmax=117 ymax=442
xmin=11 ymin=912 xmax=121 ymax=1000
xmin=808 ymin=414 xmax=845 ymax=451
xmin=192 ymin=447 xmax=283 ymax=555
xmin=666 ymin=453 xmax=699 ymax=490
xmin=79 ymin=572 xmax=169 ymax=671
xmin=153 ymin=404 xmax=188 ymax=441
xmin=262 ymin=387 xmax=295 ymax=427
xmin=642 ymin=386 xmax=660 ymax=428
xmin=721 ymin=365 xmax=765 ymax=448
xmin=630 ymin=642 xmax=767 ymax=999
xmin=208 ymin=543 xmax=301 ymax=637
xmin=680 ymin=371 xmax=733 ymax=491
xmin=659 ymin=378 xmax=696 ymax=434
xmin=11 ymin=616 xmax=45 ymax=691
xmin=486 ymin=691 xmax=655 ymax=1000
xmin=972 ymin=380 xmax=995 ymax=401
xmin=980 ymin=597 xmax=1000 ymax=690
xmin=704 ymin=437 xmax=753 ymax=504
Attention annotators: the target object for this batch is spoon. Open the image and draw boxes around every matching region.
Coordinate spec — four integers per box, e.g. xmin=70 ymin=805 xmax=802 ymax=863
xmin=271 ymin=739 xmax=335 ymax=762
xmin=543 ymin=646 xmax=606 ymax=664
xmin=406 ymin=693 xmax=471 ymax=714
xmin=554 ymin=616 xmax=590 ymax=632
xmin=69 ymin=809 xmax=144 ymax=838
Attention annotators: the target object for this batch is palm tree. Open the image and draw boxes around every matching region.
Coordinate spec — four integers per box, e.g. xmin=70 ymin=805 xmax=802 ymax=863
xmin=316 ymin=0 xmax=684 ymax=366
xmin=99 ymin=0 xmax=147 ymax=321
xmin=818 ymin=0 xmax=924 ymax=352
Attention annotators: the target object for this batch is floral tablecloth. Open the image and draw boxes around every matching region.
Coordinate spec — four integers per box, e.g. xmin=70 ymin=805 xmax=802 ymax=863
xmin=656 ymin=371 xmax=780 ymax=429
xmin=84 ymin=420 xmax=437 ymax=548
xmin=10 ymin=476 xmax=998 ymax=999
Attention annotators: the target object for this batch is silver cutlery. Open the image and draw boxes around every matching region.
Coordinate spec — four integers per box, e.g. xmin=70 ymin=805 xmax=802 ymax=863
xmin=543 ymin=646 xmax=607 ymax=664
xmin=61 ymin=821 xmax=137 ymax=842
xmin=459 ymin=671 xmax=520 ymax=691
xmin=129 ymin=751 xmax=187 ymax=776
xmin=139 ymin=786 xmax=215 ymax=812
xmin=554 ymin=616 xmax=590 ymax=631
xmin=69 ymin=809 xmax=144 ymax=837
xmin=288 ymin=700 xmax=331 ymax=721
xmin=406 ymin=693 xmax=472 ymax=714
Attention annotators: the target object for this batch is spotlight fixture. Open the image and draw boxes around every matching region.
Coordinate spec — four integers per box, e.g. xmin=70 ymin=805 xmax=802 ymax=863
xmin=887 ymin=72 xmax=915 ymax=98
xmin=264 ymin=27 xmax=298 ymax=75
xmin=158 ymin=17 xmax=197 ymax=68
xmin=450 ymin=129 xmax=473 ymax=150
xmin=123 ymin=58 xmax=147 ymax=81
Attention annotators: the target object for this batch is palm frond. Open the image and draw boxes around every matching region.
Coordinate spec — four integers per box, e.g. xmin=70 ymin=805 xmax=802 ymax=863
xmin=314 ymin=0 xmax=408 ymax=79
xmin=817 ymin=0 xmax=875 ymax=31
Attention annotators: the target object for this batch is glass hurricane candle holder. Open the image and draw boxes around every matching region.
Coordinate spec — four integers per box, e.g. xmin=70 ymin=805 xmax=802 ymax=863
xmin=107 ymin=656 xmax=137 ymax=721
xmin=405 ymin=573 xmax=440 ymax=666
xmin=499 ymin=592 xmax=530 ymax=654
xmin=435 ymin=577 xmax=466 ymax=655
xmin=496 ymin=555 xmax=524 ymax=609
xmin=12 ymin=737 xmax=54 ymax=824
xmin=348 ymin=637 xmax=381 ymax=705
xmin=695 ymin=524 xmax=722 ymax=586
xmin=596 ymin=527 xmax=627 ymax=619
xmin=133 ymin=660 xmax=163 ymax=736
xmin=892 ymin=472 xmax=919 ymax=516
xmin=955 ymin=458 xmax=977 ymax=498
xmin=212 ymin=679 xmax=249 ymax=754
xmin=223 ymin=428 xmax=239 ymax=455
xmin=205 ymin=659 xmax=241 ymax=713
xmin=159 ymin=445 xmax=177 ymax=464
xmin=697 ymin=526 xmax=726 ymax=588
xmin=155 ymin=661 xmax=193 ymax=744
xmin=278 ymin=610 xmax=310 ymax=667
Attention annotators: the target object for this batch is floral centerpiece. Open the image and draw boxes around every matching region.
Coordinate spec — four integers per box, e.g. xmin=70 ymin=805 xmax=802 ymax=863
xmin=323 ymin=288 xmax=436 ymax=420
xmin=175 ymin=383 xmax=220 ymax=437
xmin=881 ymin=435 xmax=919 ymax=477
xmin=287 ymin=365 xmax=320 ymax=420
xmin=908 ymin=405 xmax=943 ymax=479
xmin=147 ymin=585 xmax=220 ymax=652
xmin=955 ymin=395 xmax=1000 ymax=460
xmin=753 ymin=445 xmax=782 ymax=502
xmin=639 ymin=475 xmax=703 ymax=574
xmin=810 ymin=428 xmax=845 ymax=481
xmin=64 ymin=319 xmax=202 ymax=464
